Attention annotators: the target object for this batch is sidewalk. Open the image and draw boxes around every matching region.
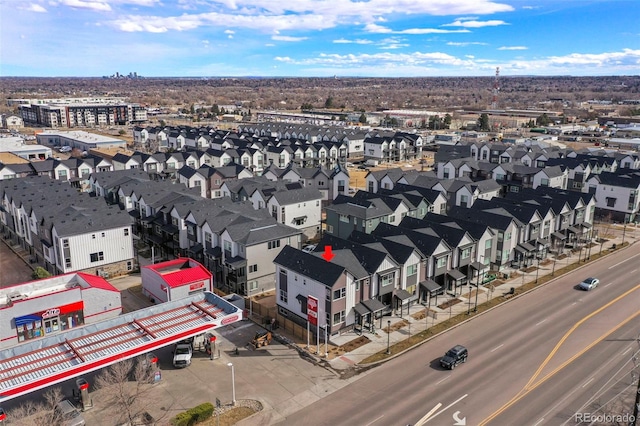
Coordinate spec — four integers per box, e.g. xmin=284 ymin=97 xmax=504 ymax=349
xmin=271 ymin=226 xmax=639 ymax=372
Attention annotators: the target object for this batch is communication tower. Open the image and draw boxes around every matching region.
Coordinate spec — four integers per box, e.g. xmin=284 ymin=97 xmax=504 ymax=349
xmin=491 ymin=67 xmax=500 ymax=110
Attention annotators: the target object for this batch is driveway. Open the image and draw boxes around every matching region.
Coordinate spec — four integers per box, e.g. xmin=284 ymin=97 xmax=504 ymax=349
xmin=0 ymin=240 xmax=34 ymax=288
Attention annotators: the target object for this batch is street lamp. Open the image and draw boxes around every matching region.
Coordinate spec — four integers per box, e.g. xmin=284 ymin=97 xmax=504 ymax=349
xmin=386 ymin=320 xmax=391 ymax=355
xmin=227 ymin=362 xmax=236 ymax=406
xmin=474 ymin=258 xmax=482 ymax=312
xmin=467 ymin=285 xmax=472 ymax=315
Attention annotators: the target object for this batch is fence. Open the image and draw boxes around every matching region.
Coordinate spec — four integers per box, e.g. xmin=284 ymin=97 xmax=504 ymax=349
xmin=275 ymin=314 xmax=313 ymax=342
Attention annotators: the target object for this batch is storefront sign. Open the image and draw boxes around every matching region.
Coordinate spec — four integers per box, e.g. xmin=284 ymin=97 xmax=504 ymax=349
xmin=307 ymin=295 xmax=318 ymax=326
xmin=42 ymin=308 xmax=60 ymax=319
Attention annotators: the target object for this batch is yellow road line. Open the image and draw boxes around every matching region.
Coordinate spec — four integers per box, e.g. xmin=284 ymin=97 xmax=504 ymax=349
xmin=479 ymin=284 xmax=640 ymax=426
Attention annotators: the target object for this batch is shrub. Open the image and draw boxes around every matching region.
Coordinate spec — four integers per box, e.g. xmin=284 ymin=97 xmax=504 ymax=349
xmin=171 ymin=402 xmax=214 ymax=426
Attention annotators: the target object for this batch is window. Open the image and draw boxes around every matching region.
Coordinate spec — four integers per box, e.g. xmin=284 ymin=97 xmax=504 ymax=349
xmin=505 ymin=231 xmax=512 ymax=241
xmin=606 ymin=197 xmax=616 ymax=208
xmin=249 ymin=281 xmax=258 ymax=292
xmin=333 ymin=288 xmax=346 ymax=300
xmin=90 ymin=251 xmax=104 ymax=262
xmin=380 ymin=273 xmax=394 ymax=287
xmin=268 ymin=239 xmax=281 ymax=250
xmin=65 ymin=258 xmax=71 ymax=268
xmin=92 ymin=234 xmax=96 ymax=239
xmin=540 ymin=178 xmax=549 ymax=187
xmin=339 ymin=214 xmax=349 ymax=223
xmin=327 ymin=224 xmax=334 ymax=233
xmin=63 ymin=239 xmax=69 ymax=248
xmin=437 ymin=257 xmax=447 ymax=268
xmin=127 ymin=261 xmax=133 ymax=271
xmin=249 ymin=264 xmax=258 ymax=273
xmin=389 ymin=215 xmax=396 ymax=223
xmin=279 ymin=289 xmax=288 ymax=303
xmin=406 ymin=264 xmax=418 ymax=276
xmin=333 ymin=310 xmax=345 ymax=324
xmin=485 ymin=239 xmax=492 ymax=249
xmin=124 ymin=228 xmax=129 ymax=236
xmin=461 ymin=248 xmax=471 ymax=259
xmin=101 ymin=232 xmax=105 ymax=238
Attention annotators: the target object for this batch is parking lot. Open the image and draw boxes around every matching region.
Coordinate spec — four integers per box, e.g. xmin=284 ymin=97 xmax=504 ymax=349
xmin=78 ymin=321 xmax=342 ymax=425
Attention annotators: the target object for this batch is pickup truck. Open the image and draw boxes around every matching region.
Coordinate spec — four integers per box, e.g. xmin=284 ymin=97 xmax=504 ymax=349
xmin=172 ymin=341 xmax=193 ymax=368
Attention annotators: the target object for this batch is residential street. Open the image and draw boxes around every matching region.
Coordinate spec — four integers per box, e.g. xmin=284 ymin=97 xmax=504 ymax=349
xmin=278 ymin=243 xmax=640 ymax=426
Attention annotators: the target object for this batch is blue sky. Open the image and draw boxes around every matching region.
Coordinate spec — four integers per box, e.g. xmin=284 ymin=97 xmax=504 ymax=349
xmin=1 ymin=0 xmax=639 ymax=77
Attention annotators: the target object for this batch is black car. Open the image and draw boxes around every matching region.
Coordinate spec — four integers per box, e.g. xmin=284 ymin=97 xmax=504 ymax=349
xmin=440 ymin=345 xmax=468 ymax=370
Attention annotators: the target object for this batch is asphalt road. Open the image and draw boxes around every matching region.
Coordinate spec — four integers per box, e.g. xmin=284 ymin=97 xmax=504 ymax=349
xmin=282 ymin=245 xmax=640 ymax=426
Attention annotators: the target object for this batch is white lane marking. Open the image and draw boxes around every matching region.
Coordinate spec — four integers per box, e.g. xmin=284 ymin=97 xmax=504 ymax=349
xmin=571 ymin=302 xmax=577 ymax=306
xmin=608 ymin=253 xmax=640 ymax=269
xmin=533 ymin=418 xmax=545 ymax=426
xmin=436 ymin=376 xmax=450 ymax=385
xmin=604 ymin=283 xmax=611 ymax=287
xmin=414 ymin=403 xmax=442 ymax=426
xmin=365 ymin=414 xmax=384 ymax=426
xmin=536 ymin=319 xmax=547 ymax=326
xmin=582 ymin=377 xmax=594 ymax=388
xmin=425 ymin=394 xmax=468 ymax=423
xmin=623 ymin=348 xmax=631 ymax=355
xmin=491 ymin=344 xmax=504 ymax=353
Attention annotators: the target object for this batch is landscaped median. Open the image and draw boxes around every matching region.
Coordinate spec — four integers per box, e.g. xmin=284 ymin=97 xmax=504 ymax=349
xmin=171 ymin=400 xmax=263 ymax=426
xmin=359 ymin=242 xmax=626 ymax=365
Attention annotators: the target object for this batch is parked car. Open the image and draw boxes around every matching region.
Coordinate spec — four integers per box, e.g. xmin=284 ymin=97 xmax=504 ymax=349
xmin=302 ymin=244 xmax=317 ymax=253
xmin=577 ymin=277 xmax=599 ymax=291
xmin=440 ymin=345 xmax=468 ymax=370
xmin=55 ymin=400 xmax=85 ymax=426
xmin=172 ymin=340 xmax=193 ymax=368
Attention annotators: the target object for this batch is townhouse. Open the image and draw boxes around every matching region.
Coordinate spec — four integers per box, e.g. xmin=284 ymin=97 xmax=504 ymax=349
xmin=0 ymin=177 xmax=135 ymax=277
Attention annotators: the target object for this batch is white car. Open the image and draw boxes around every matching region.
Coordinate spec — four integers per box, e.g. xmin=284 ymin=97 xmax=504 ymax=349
xmin=302 ymin=244 xmax=317 ymax=253
xmin=577 ymin=277 xmax=599 ymax=291
xmin=172 ymin=341 xmax=193 ymax=368
xmin=59 ymin=146 xmax=73 ymax=153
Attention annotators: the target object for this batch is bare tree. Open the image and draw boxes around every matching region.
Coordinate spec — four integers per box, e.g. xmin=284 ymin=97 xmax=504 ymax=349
xmin=94 ymin=356 xmax=163 ymax=425
xmin=7 ymin=387 xmax=64 ymax=426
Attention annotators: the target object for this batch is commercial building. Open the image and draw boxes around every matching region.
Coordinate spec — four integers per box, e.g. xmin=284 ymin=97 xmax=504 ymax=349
xmin=36 ymin=130 xmax=127 ymax=151
xmin=19 ymin=98 xmax=147 ymax=128
xmin=0 ymin=272 xmax=122 ymax=349
xmin=141 ymin=258 xmax=213 ymax=303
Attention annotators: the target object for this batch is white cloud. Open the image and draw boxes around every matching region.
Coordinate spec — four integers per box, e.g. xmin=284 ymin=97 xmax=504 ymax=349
xmin=443 ymin=19 xmax=508 ymax=28
xmin=224 ymin=30 xmax=235 ymax=34
xmin=498 ymin=46 xmax=528 ymax=50
xmin=333 ymin=38 xmax=373 ymax=44
xmin=25 ymin=4 xmax=47 ymax=12
xmin=274 ymin=50 xmax=476 ymax=68
xmin=447 ymin=41 xmax=488 ymax=46
xmin=107 ymin=1 xmax=514 ymax=34
xmin=272 ymin=35 xmax=308 ymax=42
xmin=58 ymin=0 xmax=111 ymax=12
xmin=364 ymin=23 xmax=470 ymax=34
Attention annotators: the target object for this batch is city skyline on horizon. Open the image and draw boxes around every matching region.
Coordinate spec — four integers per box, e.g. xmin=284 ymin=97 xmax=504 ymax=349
xmin=1 ymin=0 xmax=639 ymax=78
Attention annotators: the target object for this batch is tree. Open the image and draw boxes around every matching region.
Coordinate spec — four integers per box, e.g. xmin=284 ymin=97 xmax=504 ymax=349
xmin=477 ymin=113 xmax=490 ymax=131
xmin=324 ymin=96 xmax=334 ymax=109
xmin=300 ymin=102 xmax=313 ymax=110
xmin=359 ymin=113 xmax=367 ymax=124
xmin=8 ymin=387 xmax=64 ymax=426
xmin=536 ymin=113 xmax=551 ymax=126
xmin=211 ymin=104 xmax=220 ymax=114
xmin=443 ymin=114 xmax=452 ymax=129
xmin=32 ymin=266 xmax=51 ymax=280
xmin=94 ymin=356 xmax=163 ymax=426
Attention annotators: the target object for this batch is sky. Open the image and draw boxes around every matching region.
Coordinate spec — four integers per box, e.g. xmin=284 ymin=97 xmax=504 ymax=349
xmin=0 ymin=0 xmax=639 ymax=78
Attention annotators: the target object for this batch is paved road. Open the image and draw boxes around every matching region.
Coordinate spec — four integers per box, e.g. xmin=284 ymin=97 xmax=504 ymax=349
xmin=282 ymin=245 xmax=640 ymax=426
